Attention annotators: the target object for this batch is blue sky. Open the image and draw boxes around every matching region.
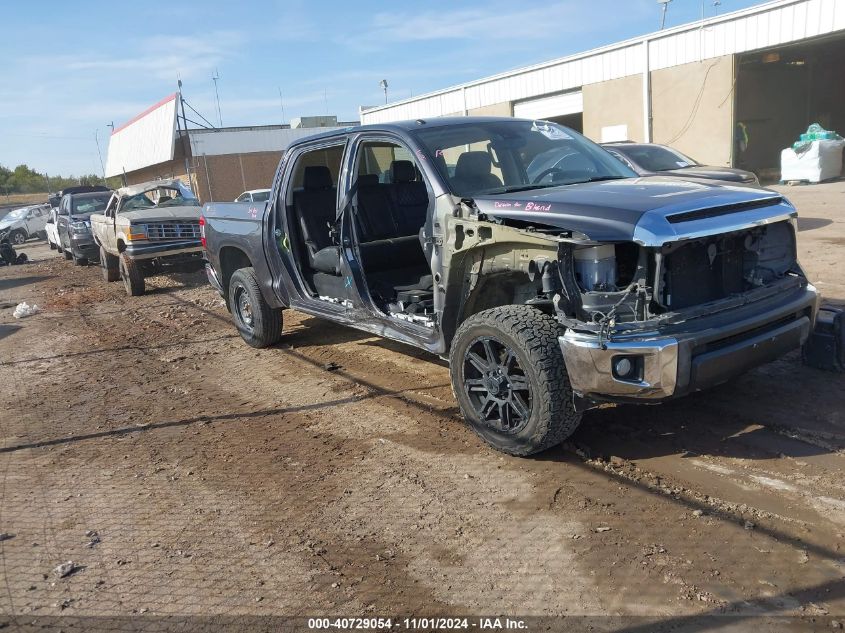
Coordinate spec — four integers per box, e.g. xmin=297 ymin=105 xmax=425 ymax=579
xmin=0 ymin=0 xmax=771 ymax=176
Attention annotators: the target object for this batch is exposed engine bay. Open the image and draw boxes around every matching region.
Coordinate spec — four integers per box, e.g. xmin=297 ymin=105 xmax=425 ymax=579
xmin=558 ymin=219 xmax=796 ymax=315
xmin=545 ymin=220 xmax=802 ymax=336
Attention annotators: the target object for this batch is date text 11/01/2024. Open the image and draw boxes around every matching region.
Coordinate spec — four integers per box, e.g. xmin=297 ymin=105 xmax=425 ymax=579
xmin=307 ymin=617 xmax=528 ymax=630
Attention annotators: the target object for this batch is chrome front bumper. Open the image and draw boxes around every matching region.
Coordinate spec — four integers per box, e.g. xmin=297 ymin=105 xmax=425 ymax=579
xmin=559 ymin=331 xmax=679 ymax=400
xmin=124 ymin=241 xmax=203 ymax=260
xmin=559 ymin=286 xmax=816 ymax=404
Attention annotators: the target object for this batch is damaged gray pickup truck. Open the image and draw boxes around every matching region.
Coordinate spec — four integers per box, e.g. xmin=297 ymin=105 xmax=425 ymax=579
xmin=202 ymin=117 xmax=818 ymax=456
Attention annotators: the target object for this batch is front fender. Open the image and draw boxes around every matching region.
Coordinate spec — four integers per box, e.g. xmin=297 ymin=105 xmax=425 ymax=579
xmin=439 ymin=215 xmax=562 ymax=350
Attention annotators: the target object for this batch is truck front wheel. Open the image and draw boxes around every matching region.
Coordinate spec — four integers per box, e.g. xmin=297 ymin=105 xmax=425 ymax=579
xmin=119 ymin=253 xmax=145 ymax=296
xmin=449 ymin=305 xmax=582 ymax=456
xmin=228 ymin=267 xmax=282 ymax=348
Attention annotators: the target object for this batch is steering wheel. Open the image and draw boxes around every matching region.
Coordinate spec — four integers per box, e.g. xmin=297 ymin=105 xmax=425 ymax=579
xmin=532 ymin=167 xmax=567 ymax=184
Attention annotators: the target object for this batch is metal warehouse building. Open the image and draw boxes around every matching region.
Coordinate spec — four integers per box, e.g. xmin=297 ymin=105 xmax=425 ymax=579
xmin=360 ymin=0 xmax=845 ymax=177
xmin=105 ymin=94 xmax=354 ymax=202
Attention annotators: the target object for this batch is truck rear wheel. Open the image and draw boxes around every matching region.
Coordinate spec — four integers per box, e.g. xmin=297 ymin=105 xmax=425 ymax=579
xmin=100 ymin=246 xmax=119 ymax=282
xmin=228 ymin=267 xmax=282 ymax=348
xmin=119 ymin=253 xmax=145 ymax=296
xmin=449 ymin=305 xmax=582 ymax=456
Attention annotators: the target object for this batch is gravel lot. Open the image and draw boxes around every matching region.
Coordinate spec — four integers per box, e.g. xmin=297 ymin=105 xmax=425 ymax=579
xmin=0 ymin=182 xmax=844 ymax=630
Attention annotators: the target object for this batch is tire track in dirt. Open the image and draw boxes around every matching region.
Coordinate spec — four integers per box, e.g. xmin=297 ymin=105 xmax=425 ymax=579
xmin=3 ymin=256 xmax=845 ymax=618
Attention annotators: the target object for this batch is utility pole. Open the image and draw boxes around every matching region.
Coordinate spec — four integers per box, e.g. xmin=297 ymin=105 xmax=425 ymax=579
xmin=94 ymin=129 xmax=106 ymax=178
xmin=379 ymin=79 xmax=388 ymax=104
xmin=278 ymin=87 xmax=286 ymax=126
xmin=107 ymin=121 xmax=114 ymax=134
xmin=659 ymin=0 xmax=672 ymax=29
xmin=212 ymin=69 xmax=223 ymax=128
xmin=177 ymin=80 xmax=193 ymax=188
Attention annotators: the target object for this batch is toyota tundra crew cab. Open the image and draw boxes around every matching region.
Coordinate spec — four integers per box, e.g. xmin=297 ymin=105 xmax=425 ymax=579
xmin=201 ymin=117 xmax=818 ymax=456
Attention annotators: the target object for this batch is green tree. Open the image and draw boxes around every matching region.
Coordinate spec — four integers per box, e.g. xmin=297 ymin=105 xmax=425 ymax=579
xmin=0 ymin=163 xmax=121 ymax=194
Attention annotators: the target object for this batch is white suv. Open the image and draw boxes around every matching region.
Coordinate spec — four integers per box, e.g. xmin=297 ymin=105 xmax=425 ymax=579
xmin=0 ymin=204 xmax=50 ymax=245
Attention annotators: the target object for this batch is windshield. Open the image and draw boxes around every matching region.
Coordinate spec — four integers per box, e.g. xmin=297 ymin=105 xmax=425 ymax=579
xmin=121 ymin=185 xmax=199 ymax=211
xmin=251 ymin=191 xmax=270 ymax=202
xmin=615 ymin=145 xmax=699 ymax=172
xmin=122 ymin=193 xmax=155 ymax=211
xmin=5 ymin=208 xmax=29 ymax=220
xmin=71 ymin=193 xmax=111 ymax=217
xmin=413 ymin=120 xmax=636 ymax=197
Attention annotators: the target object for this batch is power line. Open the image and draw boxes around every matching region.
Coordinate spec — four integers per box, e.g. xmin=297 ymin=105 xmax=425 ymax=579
xmin=2 ymin=133 xmax=97 ymax=141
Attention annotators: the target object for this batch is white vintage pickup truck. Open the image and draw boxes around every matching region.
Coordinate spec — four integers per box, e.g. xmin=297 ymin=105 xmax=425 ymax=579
xmin=90 ymin=179 xmax=203 ymax=296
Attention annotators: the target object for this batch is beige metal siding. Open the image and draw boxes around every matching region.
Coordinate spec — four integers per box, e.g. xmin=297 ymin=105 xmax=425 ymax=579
xmin=361 ymin=0 xmax=845 ymax=125
xmin=651 ymin=55 xmax=735 ymax=166
xmin=582 ymin=75 xmax=644 ymax=143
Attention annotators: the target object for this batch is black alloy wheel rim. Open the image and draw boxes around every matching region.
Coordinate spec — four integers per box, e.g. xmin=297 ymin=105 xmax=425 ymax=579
xmin=463 ymin=336 xmax=532 ymax=434
xmin=233 ymin=284 xmax=254 ymax=332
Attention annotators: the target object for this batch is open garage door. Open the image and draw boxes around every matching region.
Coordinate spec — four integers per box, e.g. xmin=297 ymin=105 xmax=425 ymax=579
xmin=513 ymin=91 xmax=583 ymax=132
xmin=735 ymin=34 xmax=845 ymax=178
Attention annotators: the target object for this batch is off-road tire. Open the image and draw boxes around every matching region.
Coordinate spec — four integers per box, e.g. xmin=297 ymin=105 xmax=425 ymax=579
xmin=100 ymin=246 xmax=119 ymax=282
xmin=228 ymin=267 xmax=283 ymax=348
xmin=449 ymin=305 xmax=581 ymax=456
xmin=10 ymin=230 xmax=26 ymax=246
xmin=119 ymin=253 xmax=145 ymax=296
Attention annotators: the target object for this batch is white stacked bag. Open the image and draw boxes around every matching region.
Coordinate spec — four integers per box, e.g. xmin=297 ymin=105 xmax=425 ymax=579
xmin=780 ymin=124 xmax=845 ymax=183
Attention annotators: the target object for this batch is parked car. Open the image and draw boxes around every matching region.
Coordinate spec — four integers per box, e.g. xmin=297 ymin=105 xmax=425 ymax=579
xmin=0 ymin=204 xmax=50 ymax=245
xmin=602 ymin=142 xmax=759 ymax=184
xmin=202 ymin=117 xmax=817 ymax=456
xmin=56 ymin=190 xmax=113 ymax=265
xmin=45 ymin=206 xmax=61 ymax=251
xmin=90 ymin=179 xmax=203 ymax=295
xmin=47 ymin=185 xmax=110 ymax=253
xmin=235 ymin=189 xmax=271 ymax=203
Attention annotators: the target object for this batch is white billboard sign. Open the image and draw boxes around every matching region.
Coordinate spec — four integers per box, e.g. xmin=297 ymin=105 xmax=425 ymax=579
xmin=105 ymin=94 xmax=178 ymax=177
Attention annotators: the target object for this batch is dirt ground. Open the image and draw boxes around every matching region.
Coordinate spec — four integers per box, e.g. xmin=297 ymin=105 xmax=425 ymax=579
xmin=0 ymin=182 xmax=844 ymax=631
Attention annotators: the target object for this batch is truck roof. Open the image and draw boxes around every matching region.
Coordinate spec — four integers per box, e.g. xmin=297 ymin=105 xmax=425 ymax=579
xmin=286 ymin=116 xmax=533 ymax=148
xmin=117 ymin=178 xmax=191 ymax=198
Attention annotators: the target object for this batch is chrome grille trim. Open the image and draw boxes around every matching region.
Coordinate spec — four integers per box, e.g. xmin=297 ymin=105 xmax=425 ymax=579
xmin=145 ymin=222 xmax=201 ymax=241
